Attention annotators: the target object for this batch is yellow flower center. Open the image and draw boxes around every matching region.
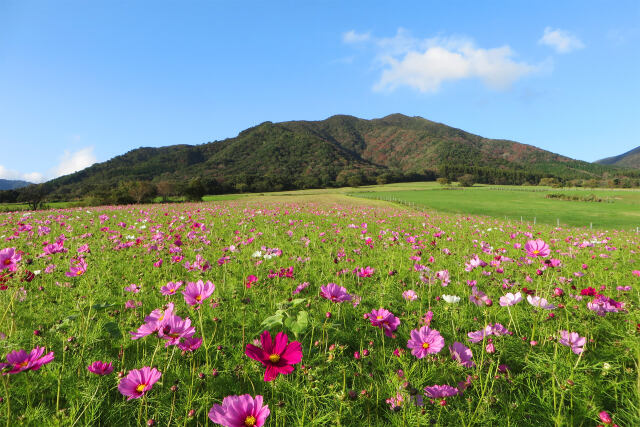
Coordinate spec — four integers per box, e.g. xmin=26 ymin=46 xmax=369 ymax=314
xmin=19 ymin=361 xmax=29 ymax=368
xmin=244 ymin=415 xmax=257 ymax=427
xmin=376 ymin=315 xmax=383 ymax=320
xmin=76 ymin=270 xmax=83 ymax=275
xmin=136 ymin=383 xmax=146 ymax=393
xmin=195 ymin=295 xmax=202 ymax=302
xmin=268 ymin=353 xmax=280 ymax=363
xmin=533 ymin=250 xmax=539 ymax=254
xmin=3 ymin=259 xmax=11 ymax=265
xmin=422 ymin=342 xmax=430 ymax=349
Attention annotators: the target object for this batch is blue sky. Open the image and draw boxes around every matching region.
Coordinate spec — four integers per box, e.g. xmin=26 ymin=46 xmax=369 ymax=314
xmin=1 ymin=0 xmax=638 ymax=182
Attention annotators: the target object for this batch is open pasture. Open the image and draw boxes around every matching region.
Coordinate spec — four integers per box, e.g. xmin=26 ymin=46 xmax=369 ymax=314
xmin=0 ymin=196 xmax=638 ymax=426
xmin=354 ymin=186 xmax=640 ymax=230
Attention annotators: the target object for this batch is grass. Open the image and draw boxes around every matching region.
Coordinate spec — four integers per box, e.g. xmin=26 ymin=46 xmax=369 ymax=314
xmin=0 ymin=194 xmax=638 ymax=426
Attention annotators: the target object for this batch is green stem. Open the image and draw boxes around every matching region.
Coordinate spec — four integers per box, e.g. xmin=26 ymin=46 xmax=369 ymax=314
xmin=2 ymin=376 xmax=10 ymax=427
xmin=197 ymin=309 xmax=209 ymax=367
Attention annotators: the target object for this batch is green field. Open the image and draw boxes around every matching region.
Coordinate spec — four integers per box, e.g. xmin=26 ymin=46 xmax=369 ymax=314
xmin=352 ymin=185 xmax=640 ymax=230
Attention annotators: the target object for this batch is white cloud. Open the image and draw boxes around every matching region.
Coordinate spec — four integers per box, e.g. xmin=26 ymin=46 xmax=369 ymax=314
xmin=342 ymin=30 xmax=371 ymax=44
xmin=539 ymin=27 xmax=584 ymax=53
xmin=0 ymin=165 xmax=44 ymax=183
xmin=52 ymin=147 xmax=97 ymax=178
xmin=345 ymin=29 xmax=540 ymax=93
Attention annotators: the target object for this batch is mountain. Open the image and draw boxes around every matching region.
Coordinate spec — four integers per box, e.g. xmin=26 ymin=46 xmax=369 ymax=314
xmin=596 ymin=146 xmax=640 ymax=169
xmin=10 ymin=114 xmax=631 ymax=201
xmin=0 ymin=179 xmax=32 ymax=190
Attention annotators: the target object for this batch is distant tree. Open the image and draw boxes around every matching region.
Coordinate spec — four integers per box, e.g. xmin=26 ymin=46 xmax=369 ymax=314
xmin=184 ymin=178 xmax=206 ymax=201
xmin=128 ymin=181 xmax=157 ymax=204
xmin=539 ymin=177 xmax=560 ymax=187
xmin=347 ymin=173 xmax=364 ymax=187
xmin=457 ymin=174 xmax=475 ymax=187
xmin=436 ymin=177 xmax=451 ymax=186
xmin=156 ymin=181 xmax=175 ymax=202
xmin=18 ymin=184 xmax=49 ymax=210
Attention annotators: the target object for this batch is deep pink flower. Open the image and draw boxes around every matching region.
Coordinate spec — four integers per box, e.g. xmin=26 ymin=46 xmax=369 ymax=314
xmin=87 ymin=361 xmax=114 ymax=375
xmin=245 ymin=275 xmax=258 ymax=289
xmin=320 ymin=283 xmax=352 ymax=303
xmin=449 ymin=342 xmax=475 ymax=368
xmin=182 ymin=280 xmax=215 ymax=306
xmin=355 ymin=266 xmax=374 ymax=278
xmin=118 ymin=366 xmax=161 ymax=400
xmin=65 ymin=257 xmax=87 ymax=277
xmin=178 ymin=337 xmax=202 ymax=352
xmin=599 ymin=410 xmax=613 ymax=424
xmin=424 ymin=384 xmax=459 ymax=399
xmin=208 ymin=394 xmax=270 ymax=427
xmin=369 ymin=308 xmax=401 ymax=338
xmin=245 ymin=331 xmax=302 ymax=382
xmin=160 ymin=281 xmax=182 ymax=296
xmin=558 ymin=330 xmax=586 ymax=354
xmin=0 ymin=248 xmax=21 ymax=272
xmin=525 ymin=239 xmax=550 ymax=257
xmin=157 ymin=314 xmax=196 ymax=347
xmin=406 ymin=326 xmax=445 ymax=358
xmin=1 ymin=346 xmax=54 ymax=374
xmin=130 ymin=303 xmax=175 ymax=339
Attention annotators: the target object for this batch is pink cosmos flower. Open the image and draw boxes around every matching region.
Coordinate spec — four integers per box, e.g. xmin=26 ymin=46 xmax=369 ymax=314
xmin=87 ymin=361 xmax=114 ymax=375
xmin=558 ymin=330 xmax=586 ymax=354
xmin=369 ymin=308 xmax=401 ymax=338
xmin=178 ymin=337 xmax=202 ymax=352
xmin=587 ymin=295 xmax=624 ymax=316
xmin=525 ymin=239 xmax=550 ymax=257
xmin=499 ymin=292 xmax=522 ymax=307
xmin=182 ymin=280 xmax=215 ymax=306
xmin=402 ymin=290 xmax=418 ymax=301
xmin=406 ymin=326 xmax=445 ymax=358
xmin=526 ymin=295 xmax=556 ymax=310
xmin=208 ymin=394 xmax=270 ymax=427
xmin=65 ymin=257 xmax=87 ymax=277
xmin=449 ymin=342 xmax=475 ymax=368
xmin=160 ymin=281 xmax=183 ymax=296
xmin=292 ymin=282 xmax=309 ymax=295
xmin=117 ymin=366 xmax=161 ymax=400
xmin=130 ymin=303 xmax=175 ymax=340
xmin=355 ymin=266 xmax=374 ymax=278
xmin=424 ymin=384 xmax=459 ymax=399
xmin=469 ymin=287 xmax=491 ymax=306
xmin=157 ymin=314 xmax=196 ymax=347
xmin=0 ymin=248 xmax=21 ymax=272
xmin=124 ymin=284 xmax=140 ymax=293
xmin=1 ymin=346 xmax=54 ymax=374
xmin=245 ymin=275 xmax=258 ymax=289
xmin=245 ymin=331 xmax=302 ymax=382
xmin=320 ymin=283 xmax=352 ymax=303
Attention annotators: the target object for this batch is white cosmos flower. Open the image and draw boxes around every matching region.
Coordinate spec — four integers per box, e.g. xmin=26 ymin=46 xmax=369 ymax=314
xmin=252 ymin=251 xmax=263 ymax=258
xmin=499 ymin=292 xmax=522 ymax=307
xmin=526 ymin=295 xmax=555 ymax=309
xmin=442 ymin=294 xmax=461 ymax=304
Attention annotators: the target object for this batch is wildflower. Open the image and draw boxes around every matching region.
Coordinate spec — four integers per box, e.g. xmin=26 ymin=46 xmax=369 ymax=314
xmin=402 ymin=290 xmax=418 ymax=301
xmin=526 ymin=295 xmax=556 ymax=309
xmin=130 ymin=303 xmax=175 ymax=339
xmin=157 ymin=314 xmax=196 ymax=347
xmin=118 ymin=367 xmax=161 ymax=400
xmin=124 ymin=284 xmax=140 ymax=293
xmin=368 ymin=308 xmax=401 ymax=337
xmin=385 ymin=393 xmax=404 ymax=411
xmin=87 ymin=361 xmax=114 ymax=375
xmin=292 ymin=282 xmax=309 ymax=295
xmin=424 ymin=384 xmax=459 ymax=399
xmin=65 ymin=257 xmax=87 ymax=277
xmin=558 ymin=330 xmax=586 ymax=354
xmin=178 ymin=337 xmax=203 ymax=352
xmin=182 ymin=280 xmax=215 ymax=306
xmin=245 ymin=331 xmax=302 ymax=382
xmin=442 ymin=294 xmax=460 ymax=304
xmin=598 ymin=411 xmax=613 ymax=425
xmin=499 ymin=292 xmax=522 ymax=306
xmin=406 ymin=326 xmax=445 ymax=358
xmin=320 ymin=283 xmax=352 ymax=303
xmin=355 ymin=266 xmax=374 ymax=278
xmin=469 ymin=287 xmax=490 ymax=306
xmin=245 ymin=275 xmax=258 ymax=289
xmin=160 ymin=281 xmax=182 ymax=296
xmin=208 ymin=394 xmax=270 ymax=427
xmin=0 ymin=248 xmax=21 ymax=272
xmin=587 ymin=295 xmax=624 ymax=316
xmin=449 ymin=342 xmax=475 ymax=367
xmin=0 ymin=347 xmax=54 ymax=374
xmin=525 ymin=239 xmax=550 ymax=257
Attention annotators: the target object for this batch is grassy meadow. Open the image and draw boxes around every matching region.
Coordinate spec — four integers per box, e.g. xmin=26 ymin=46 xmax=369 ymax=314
xmin=0 ymin=189 xmax=638 ymax=426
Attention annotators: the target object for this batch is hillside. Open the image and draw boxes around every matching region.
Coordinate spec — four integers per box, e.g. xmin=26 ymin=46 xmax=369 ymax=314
xmin=596 ymin=146 xmax=640 ymax=169
xmin=0 ymin=179 xmax=32 ymax=190
xmin=9 ymin=114 xmax=633 ymax=201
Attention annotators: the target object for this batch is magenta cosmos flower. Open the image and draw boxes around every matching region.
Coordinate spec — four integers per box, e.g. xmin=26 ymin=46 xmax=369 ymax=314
xmin=65 ymin=257 xmax=87 ymax=277
xmin=424 ymin=384 xmax=459 ymax=399
xmin=449 ymin=342 xmax=475 ymax=368
xmin=245 ymin=330 xmax=302 ymax=382
xmin=0 ymin=247 xmax=21 ymax=272
xmin=209 ymin=394 xmax=270 ymax=427
xmin=320 ymin=283 xmax=352 ymax=303
xmin=525 ymin=239 xmax=550 ymax=257
xmin=87 ymin=361 xmax=114 ymax=375
xmin=558 ymin=330 xmax=586 ymax=355
xmin=406 ymin=326 xmax=445 ymax=358
xmin=160 ymin=281 xmax=182 ymax=296
xmin=182 ymin=280 xmax=215 ymax=306
xmin=157 ymin=314 xmax=196 ymax=347
xmin=355 ymin=266 xmax=374 ymax=278
xmin=118 ymin=366 xmax=161 ymax=400
xmin=369 ymin=308 xmax=401 ymax=338
xmin=0 ymin=347 xmax=54 ymax=374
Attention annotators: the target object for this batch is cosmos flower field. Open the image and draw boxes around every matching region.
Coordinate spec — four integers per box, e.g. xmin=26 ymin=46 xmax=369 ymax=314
xmin=0 ymin=199 xmax=638 ymax=426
